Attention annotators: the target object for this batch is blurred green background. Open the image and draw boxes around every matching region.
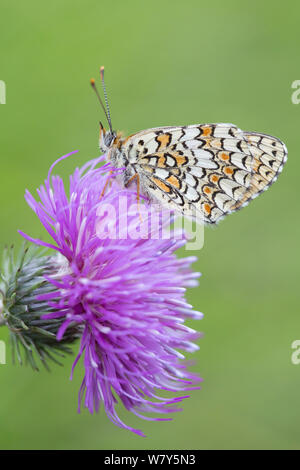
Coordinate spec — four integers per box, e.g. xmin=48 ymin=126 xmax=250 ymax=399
xmin=0 ymin=0 xmax=299 ymax=450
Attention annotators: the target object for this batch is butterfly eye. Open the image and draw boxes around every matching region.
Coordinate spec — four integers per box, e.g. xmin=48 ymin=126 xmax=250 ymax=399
xmin=104 ymin=132 xmax=115 ymax=147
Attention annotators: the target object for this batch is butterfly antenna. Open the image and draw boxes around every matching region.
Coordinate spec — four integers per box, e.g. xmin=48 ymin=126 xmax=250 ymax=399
xmin=90 ymin=78 xmax=110 ymax=127
xmin=100 ymin=66 xmax=113 ymax=133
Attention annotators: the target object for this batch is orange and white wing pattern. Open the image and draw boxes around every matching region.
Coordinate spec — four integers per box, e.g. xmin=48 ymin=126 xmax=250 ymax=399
xmin=120 ymin=123 xmax=287 ymax=224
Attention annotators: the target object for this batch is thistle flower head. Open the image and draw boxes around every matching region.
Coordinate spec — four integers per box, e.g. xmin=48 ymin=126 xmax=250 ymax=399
xmin=0 ymin=244 xmax=79 ymax=370
xmin=20 ymin=151 xmax=203 ymax=436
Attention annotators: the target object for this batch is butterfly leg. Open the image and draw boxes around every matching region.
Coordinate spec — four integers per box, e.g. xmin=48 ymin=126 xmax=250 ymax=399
xmin=125 ymin=173 xmax=143 ymax=222
xmin=99 ymin=170 xmax=113 ymax=199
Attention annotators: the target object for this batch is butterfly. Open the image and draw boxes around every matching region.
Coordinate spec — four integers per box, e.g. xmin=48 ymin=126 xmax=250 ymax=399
xmin=91 ymin=68 xmax=287 ymax=224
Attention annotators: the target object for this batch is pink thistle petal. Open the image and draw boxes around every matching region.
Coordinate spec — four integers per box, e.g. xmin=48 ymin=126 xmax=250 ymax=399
xmin=20 ymin=151 xmax=203 ymax=436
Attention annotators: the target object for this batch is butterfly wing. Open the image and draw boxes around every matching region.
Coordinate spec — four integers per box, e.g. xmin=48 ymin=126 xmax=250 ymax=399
xmin=230 ymin=131 xmax=288 ymax=211
xmin=121 ymin=124 xmax=287 ymax=224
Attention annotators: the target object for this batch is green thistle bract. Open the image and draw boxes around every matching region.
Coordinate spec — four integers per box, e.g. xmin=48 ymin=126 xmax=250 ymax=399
xmin=0 ymin=244 xmax=79 ymax=371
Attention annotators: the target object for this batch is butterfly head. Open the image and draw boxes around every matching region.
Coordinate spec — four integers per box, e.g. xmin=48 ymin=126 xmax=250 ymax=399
xmin=99 ymin=122 xmax=116 ymax=153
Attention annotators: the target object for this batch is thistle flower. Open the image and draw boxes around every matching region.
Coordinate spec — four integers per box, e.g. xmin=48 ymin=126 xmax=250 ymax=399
xmin=0 ymin=244 xmax=79 ymax=370
xmin=20 ymin=151 xmax=203 ymax=436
